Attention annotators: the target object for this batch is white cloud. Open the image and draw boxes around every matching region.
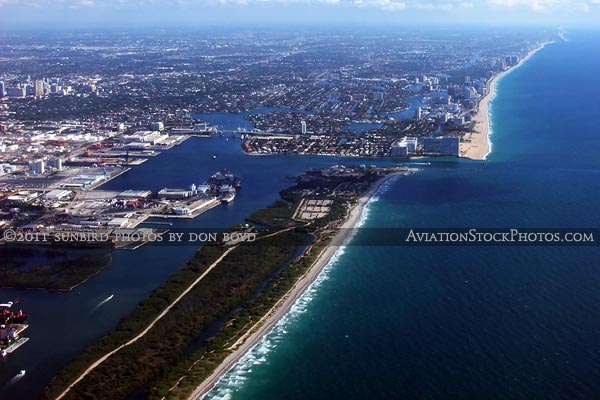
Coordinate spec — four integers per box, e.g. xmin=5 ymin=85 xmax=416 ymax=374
xmin=1 ymin=0 xmax=598 ymax=14
xmin=485 ymin=0 xmax=582 ymax=12
xmin=353 ymin=0 xmax=407 ymax=11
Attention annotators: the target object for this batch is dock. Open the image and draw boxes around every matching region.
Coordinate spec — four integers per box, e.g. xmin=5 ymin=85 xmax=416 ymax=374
xmin=4 ymin=337 xmax=29 ymax=354
xmin=148 ymin=197 xmax=221 ymax=219
xmin=1 ymin=324 xmax=30 ymax=356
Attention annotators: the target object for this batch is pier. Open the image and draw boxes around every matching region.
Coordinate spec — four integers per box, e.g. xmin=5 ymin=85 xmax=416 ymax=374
xmin=1 ymin=324 xmax=30 ymax=356
xmin=4 ymin=337 xmax=29 ymax=355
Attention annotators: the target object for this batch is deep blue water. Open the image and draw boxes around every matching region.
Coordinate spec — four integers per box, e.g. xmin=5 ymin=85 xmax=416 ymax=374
xmin=194 ymin=106 xmax=312 ymax=132
xmin=204 ymin=32 xmax=600 ymax=400
xmin=0 ymin=127 xmax=399 ymax=398
xmin=2 ymin=31 xmax=599 ymax=400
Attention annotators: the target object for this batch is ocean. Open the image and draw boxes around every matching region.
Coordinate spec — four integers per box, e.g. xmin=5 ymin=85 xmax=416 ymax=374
xmin=2 ymin=30 xmax=600 ymax=400
xmin=203 ymin=31 xmax=600 ymax=400
xmin=0 ymin=120 xmax=394 ymax=398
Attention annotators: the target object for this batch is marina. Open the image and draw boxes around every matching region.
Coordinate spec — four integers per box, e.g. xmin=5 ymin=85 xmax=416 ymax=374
xmin=0 ymin=134 xmax=401 ymax=399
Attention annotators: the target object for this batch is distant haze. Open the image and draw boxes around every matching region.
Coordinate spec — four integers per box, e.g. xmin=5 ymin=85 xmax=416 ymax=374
xmin=1 ymin=0 xmax=600 ymax=29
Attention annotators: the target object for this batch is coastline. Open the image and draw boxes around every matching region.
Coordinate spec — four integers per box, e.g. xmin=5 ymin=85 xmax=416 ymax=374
xmin=460 ymin=41 xmax=553 ymax=161
xmin=187 ymin=173 xmax=397 ymax=400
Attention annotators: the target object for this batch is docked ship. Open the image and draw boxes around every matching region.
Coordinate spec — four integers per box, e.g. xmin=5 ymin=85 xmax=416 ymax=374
xmin=209 ymin=169 xmax=241 ymax=189
xmin=1 ymin=301 xmax=30 ymax=357
xmin=0 ymin=302 xmax=29 ymax=324
xmin=221 ymin=189 xmax=236 ymax=204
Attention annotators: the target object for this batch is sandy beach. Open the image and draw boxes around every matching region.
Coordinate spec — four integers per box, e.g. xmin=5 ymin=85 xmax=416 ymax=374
xmin=187 ymin=173 xmax=397 ymax=400
xmin=460 ymin=41 xmax=553 ymax=161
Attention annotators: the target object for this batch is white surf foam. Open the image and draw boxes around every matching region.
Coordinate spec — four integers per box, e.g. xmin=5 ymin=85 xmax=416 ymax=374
xmin=203 ymin=177 xmax=396 ymax=399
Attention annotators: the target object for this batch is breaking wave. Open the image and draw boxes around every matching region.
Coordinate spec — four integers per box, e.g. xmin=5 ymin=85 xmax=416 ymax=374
xmin=203 ymin=176 xmax=395 ymax=399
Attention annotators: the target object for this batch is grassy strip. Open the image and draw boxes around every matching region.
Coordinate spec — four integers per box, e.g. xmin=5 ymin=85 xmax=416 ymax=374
xmin=43 ymin=231 xmax=309 ymax=400
xmin=246 ymin=199 xmax=299 ymax=228
xmin=149 ymin=239 xmax=330 ymax=400
xmin=42 ymin=244 xmax=227 ymax=399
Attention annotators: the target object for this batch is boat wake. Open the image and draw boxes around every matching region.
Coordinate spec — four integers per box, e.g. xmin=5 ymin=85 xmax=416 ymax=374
xmin=3 ymin=372 xmax=25 ymax=388
xmin=91 ymin=294 xmax=114 ymax=312
xmin=409 ymin=162 xmax=431 ymax=166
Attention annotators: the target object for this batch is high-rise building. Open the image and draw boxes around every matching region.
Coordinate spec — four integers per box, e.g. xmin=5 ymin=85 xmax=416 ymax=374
xmin=301 ymin=120 xmax=307 ymax=135
xmin=417 ymin=137 xmax=460 ymax=157
xmin=416 ymin=107 xmax=422 ymax=120
xmin=0 ymin=81 xmax=5 ymax=98
xmin=28 ymin=159 xmax=45 ymax=175
xmin=35 ymin=80 xmax=44 ymax=97
xmin=151 ymin=122 xmax=165 ymax=131
xmin=48 ymin=158 xmax=64 ymax=171
xmin=6 ymin=86 xmax=26 ymax=98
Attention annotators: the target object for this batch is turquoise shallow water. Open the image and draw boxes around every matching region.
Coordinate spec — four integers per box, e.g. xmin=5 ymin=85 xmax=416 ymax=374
xmin=0 ymin=130 xmax=398 ymax=398
xmin=205 ymin=32 xmax=600 ymax=400
xmin=2 ymin=30 xmax=599 ymax=400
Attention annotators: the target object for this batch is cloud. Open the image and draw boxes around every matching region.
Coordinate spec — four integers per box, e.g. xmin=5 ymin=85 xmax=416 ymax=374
xmin=485 ymin=0 xmax=583 ymax=12
xmin=353 ymin=0 xmax=406 ymax=11
xmin=0 ymin=0 xmax=597 ymax=14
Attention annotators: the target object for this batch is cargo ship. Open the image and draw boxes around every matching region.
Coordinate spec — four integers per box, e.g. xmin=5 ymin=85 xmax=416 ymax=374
xmin=1 ymin=301 xmax=30 ymax=357
xmin=221 ymin=189 xmax=236 ymax=204
xmin=1 ymin=302 xmax=29 ymax=324
xmin=209 ymin=169 xmax=241 ymax=189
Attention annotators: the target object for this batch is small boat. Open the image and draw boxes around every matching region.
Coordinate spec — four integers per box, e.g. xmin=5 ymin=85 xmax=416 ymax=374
xmin=18 ymin=370 xmax=26 ymax=377
xmin=212 ymin=155 xmax=217 ymax=160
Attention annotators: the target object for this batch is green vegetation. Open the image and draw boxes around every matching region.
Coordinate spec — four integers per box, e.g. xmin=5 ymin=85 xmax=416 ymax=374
xmin=43 ymin=230 xmax=310 ymax=400
xmin=43 ymin=170 xmax=378 ymax=400
xmin=150 ymin=239 xmax=332 ymax=400
xmin=42 ymin=244 xmax=226 ymax=399
xmin=378 ymin=118 xmax=438 ymax=138
xmin=0 ymin=246 xmax=112 ymax=290
xmin=246 ymin=198 xmax=299 ymax=228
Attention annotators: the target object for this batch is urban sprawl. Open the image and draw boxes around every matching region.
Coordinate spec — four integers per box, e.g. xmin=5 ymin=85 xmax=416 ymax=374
xmin=0 ymin=29 xmax=550 ymax=240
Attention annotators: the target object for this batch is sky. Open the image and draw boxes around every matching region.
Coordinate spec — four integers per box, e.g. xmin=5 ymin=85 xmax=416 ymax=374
xmin=1 ymin=0 xmax=599 ymax=29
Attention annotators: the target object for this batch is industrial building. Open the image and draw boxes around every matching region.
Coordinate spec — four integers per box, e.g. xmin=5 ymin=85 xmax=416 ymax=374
xmin=119 ymin=190 xmax=153 ymax=199
xmin=61 ymin=174 xmax=106 ymax=189
xmin=158 ymin=188 xmax=193 ymax=199
xmin=44 ymin=190 xmax=73 ymax=201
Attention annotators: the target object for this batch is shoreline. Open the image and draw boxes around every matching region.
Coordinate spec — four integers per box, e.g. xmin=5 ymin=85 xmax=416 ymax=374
xmin=187 ymin=173 xmax=397 ymax=400
xmin=461 ymin=41 xmax=553 ymax=161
